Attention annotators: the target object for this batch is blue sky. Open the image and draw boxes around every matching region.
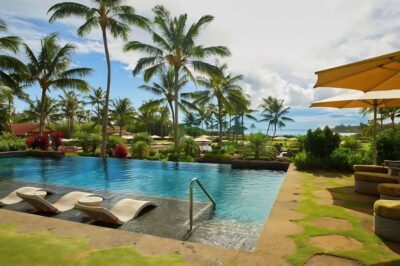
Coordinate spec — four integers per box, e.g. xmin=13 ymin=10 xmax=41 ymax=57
xmin=3 ymin=0 xmax=398 ymax=134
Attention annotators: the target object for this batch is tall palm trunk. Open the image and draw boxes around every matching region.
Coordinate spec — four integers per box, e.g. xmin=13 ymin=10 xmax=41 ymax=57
xmin=100 ymin=27 xmax=111 ymax=158
xmin=266 ymin=122 xmax=271 ymax=136
xmin=241 ymin=114 xmax=245 ymax=140
xmin=173 ymin=69 xmax=180 ymax=156
xmin=217 ymin=98 xmax=223 ymax=147
xmin=39 ymin=88 xmax=46 ymax=134
xmin=272 ymin=123 xmax=277 ymax=140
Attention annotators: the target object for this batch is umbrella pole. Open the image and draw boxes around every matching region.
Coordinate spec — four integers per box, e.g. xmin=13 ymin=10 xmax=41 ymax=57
xmin=372 ymin=101 xmax=377 ymax=165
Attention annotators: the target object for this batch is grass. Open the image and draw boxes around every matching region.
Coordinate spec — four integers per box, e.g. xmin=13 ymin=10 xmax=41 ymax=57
xmin=287 ymin=172 xmax=400 ymax=265
xmin=0 ymin=224 xmax=191 ymax=266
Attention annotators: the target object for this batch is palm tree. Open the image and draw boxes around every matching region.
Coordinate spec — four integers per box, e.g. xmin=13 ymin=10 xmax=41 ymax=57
xmin=188 ymin=64 xmax=243 ymax=146
xmin=0 ymin=19 xmax=25 ymax=89
xmin=48 ymin=0 xmax=149 ymax=157
xmin=382 ymin=108 xmax=400 ymax=129
xmin=259 ymin=96 xmax=276 ymax=136
xmin=268 ymin=98 xmax=294 ymax=139
xmin=136 ymin=101 xmax=159 ymax=134
xmin=110 ymin=98 xmax=136 ymax=136
xmin=138 ymin=68 xmax=188 ymax=126
xmin=22 ymin=96 xmax=60 ymax=125
xmin=59 ymin=90 xmax=84 ymax=137
xmin=23 ymin=33 xmax=91 ymax=133
xmin=86 ymin=87 xmax=105 ymax=132
xmin=248 ymin=133 xmax=267 ymax=160
xmin=124 ymin=5 xmax=230 ymax=156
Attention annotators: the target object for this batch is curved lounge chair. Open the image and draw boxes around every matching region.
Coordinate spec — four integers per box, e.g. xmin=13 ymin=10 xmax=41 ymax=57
xmin=17 ymin=191 xmax=102 ymax=213
xmin=75 ymin=199 xmax=157 ymax=224
xmin=0 ymin=187 xmax=56 ymax=207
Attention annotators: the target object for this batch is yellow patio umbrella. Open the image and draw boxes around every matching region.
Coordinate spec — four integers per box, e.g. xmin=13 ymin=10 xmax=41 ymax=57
xmin=311 ymin=89 xmax=400 ymax=164
xmin=314 ymin=51 xmax=400 ymax=91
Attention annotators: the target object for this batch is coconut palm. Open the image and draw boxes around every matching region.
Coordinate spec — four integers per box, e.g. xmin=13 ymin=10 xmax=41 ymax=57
xmin=0 ymin=19 xmax=25 ymax=89
xmin=136 ymin=101 xmax=159 ymax=134
xmin=188 ymin=64 xmax=243 ymax=146
xmin=22 ymin=33 xmax=91 ymax=134
xmin=124 ymin=5 xmax=230 ymax=156
xmin=110 ymin=98 xmax=136 ymax=136
xmin=22 ymin=96 xmax=60 ymax=125
xmin=259 ymin=96 xmax=276 ymax=136
xmin=59 ymin=90 xmax=84 ymax=137
xmin=49 ymin=0 xmax=149 ymax=157
xmin=86 ymin=87 xmax=105 ymax=132
xmin=138 ymin=68 xmax=188 ymax=126
xmin=268 ymin=98 xmax=294 ymax=139
xmin=248 ymin=133 xmax=267 ymax=160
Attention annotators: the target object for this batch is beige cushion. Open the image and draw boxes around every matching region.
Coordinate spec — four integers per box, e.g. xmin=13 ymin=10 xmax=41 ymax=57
xmin=354 ymin=172 xmax=397 ymax=183
xmin=378 ymin=184 xmax=400 ymax=197
xmin=353 ymin=165 xmax=388 ymax=174
xmin=374 ymin=200 xmax=400 ymax=220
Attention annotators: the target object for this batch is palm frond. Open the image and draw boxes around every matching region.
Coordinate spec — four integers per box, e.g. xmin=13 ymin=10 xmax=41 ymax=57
xmin=48 ymin=2 xmax=90 ymax=22
xmin=0 ymin=36 xmax=21 ymax=53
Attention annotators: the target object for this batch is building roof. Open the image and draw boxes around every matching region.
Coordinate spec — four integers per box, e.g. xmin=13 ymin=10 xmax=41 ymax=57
xmin=10 ymin=123 xmax=50 ymax=136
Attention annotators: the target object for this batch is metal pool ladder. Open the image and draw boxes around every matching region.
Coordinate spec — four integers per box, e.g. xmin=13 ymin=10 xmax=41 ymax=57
xmin=189 ymin=178 xmax=216 ymax=231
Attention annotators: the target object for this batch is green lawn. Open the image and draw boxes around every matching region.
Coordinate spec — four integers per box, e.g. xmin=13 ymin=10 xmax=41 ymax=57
xmin=287 ymin=172 xmax=400 ymax=265
xmin=0 ymin=224 xmax=190 ymax=266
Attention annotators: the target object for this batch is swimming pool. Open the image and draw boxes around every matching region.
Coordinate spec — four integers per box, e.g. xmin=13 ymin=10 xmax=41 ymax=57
xmin=0 ymin=156 xmax=285 ymax=224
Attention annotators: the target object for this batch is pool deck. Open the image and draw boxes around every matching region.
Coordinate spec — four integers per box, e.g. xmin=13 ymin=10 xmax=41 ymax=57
xmin=0 ymin=180 xmax=213 ymax=241
xmin=0 ymin=166 xmax=301 ymax=265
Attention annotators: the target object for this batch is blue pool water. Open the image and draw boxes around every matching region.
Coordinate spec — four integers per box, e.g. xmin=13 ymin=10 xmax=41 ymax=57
xmin=0 ymin=156 xmax=285 ymax=223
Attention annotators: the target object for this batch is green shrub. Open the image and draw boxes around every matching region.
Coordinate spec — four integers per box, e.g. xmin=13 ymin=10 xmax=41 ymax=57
xmin=74 ymin=132 xmax=102 ymax=154
xmin=0 ymin=134 xmax=26 ymax=152
xmin=304 ymin=127 xmax=340 ymax=158
xmin=341 ymin=137 xmax=362 ymax=150
xmin=180 ymin=137 xmax=200 ymax=157
xmin=330 ymin=147 xmax=371 ymax=171
xmin=204 ymin=150 xmax=233 ymax=159
xmin=376 ymin=129 xmax=400 ymax=164
xmin=131 ymin=141 xmax=150 ymax=159
xmin=132 ymin=132 xmax=152 ymax=145
xmin=179 ymin=155 xmax=194 ymax=162
xmin=293 ymin=148 xmax=372 ymax=172
xmin=248 ymin=133 xmax=267 ymax=160
xmin=293 ymin=152 xmax=325 ymax=170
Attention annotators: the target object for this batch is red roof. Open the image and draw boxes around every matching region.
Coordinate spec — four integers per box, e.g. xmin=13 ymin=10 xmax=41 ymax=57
xmin=10 ymin=123 xmax=51 ymax=136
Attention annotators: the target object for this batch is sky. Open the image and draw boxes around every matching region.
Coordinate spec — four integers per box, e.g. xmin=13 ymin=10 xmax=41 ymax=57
xmin=1 ymin=0 xmax=399 ymax=135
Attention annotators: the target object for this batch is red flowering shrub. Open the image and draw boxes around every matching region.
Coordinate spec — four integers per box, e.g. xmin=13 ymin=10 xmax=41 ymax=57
xmin=49 ymin=132 xmax=63 ymax=151
xmin=26 ymin=134 xmax=49 ymax=150
xmin=113 ymin=144 xmax=128 ymax=159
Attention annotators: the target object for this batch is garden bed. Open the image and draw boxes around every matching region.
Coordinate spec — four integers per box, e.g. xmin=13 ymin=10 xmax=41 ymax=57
xmin=231 ymin=160 xmax=290 ymax=171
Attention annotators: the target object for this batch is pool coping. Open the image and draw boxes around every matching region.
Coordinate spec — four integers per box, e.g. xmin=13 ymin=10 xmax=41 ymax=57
xmin=0 ymin=164 xmax=300 ymax=265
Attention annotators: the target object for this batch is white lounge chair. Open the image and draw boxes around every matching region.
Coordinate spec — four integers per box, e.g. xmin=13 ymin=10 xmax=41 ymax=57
xmin=17 ymin=191 xmax=103 ymax=213
xmin=75 ymin=199 xmax=157 ymax=224
xmin=0 ymin=186 xmax=56 ymax=207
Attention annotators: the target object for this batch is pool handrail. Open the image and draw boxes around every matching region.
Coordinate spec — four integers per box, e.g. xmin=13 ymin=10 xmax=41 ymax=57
xmin=189 ymin=178 xmax=216 ymax=231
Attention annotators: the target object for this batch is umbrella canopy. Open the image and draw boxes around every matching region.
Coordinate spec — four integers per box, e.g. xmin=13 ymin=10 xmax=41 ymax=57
xmin=311 ymin=89 xmax=400 ymax=164
xmin=314 ymin=51 xmax=400 ymax=92
xmin=194 ymin=136 xmax=212 ymax=143
xmin=311 ymin=90 xmax=400 ymax=109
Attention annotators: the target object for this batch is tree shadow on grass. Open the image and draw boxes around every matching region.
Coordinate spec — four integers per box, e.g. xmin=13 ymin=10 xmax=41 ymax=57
xmin=326 ymin=186 xmax=377 ymax=216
